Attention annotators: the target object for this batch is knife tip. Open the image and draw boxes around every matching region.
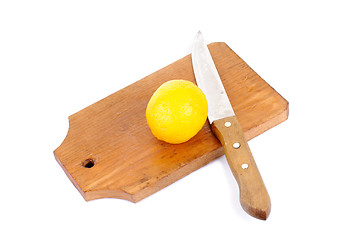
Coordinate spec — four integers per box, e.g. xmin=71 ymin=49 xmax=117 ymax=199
xmin=194 ymin=30 xmax=204 ymax=43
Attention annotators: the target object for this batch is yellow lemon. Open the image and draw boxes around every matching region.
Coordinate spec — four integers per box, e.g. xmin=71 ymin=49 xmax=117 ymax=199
xmin=146 ymin=80 xmax=208 ymax=144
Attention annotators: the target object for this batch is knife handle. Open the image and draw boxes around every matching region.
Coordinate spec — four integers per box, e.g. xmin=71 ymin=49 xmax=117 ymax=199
xmin=211 ymin=116 xmax=271 ymax=220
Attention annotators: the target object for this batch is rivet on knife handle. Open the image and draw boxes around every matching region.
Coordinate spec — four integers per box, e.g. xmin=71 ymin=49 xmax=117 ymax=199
xmin=211 ymin=116 xmax=271 ymax=220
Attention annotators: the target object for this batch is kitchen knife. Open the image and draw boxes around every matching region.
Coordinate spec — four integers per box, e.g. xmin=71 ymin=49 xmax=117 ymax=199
xmin=191 ymin=32 xmax=271 ymax=220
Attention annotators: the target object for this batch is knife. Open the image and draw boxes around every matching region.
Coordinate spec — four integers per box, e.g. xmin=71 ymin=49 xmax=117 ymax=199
xmin=191 ymin=32 xmax=271 ymax=220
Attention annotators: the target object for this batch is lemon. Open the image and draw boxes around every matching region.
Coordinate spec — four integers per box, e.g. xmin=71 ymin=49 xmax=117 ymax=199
xmin=146 ymin=80 xmax=208 ymax=144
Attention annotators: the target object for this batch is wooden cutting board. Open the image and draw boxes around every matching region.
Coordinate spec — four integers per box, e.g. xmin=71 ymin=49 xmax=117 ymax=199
xmin=54 ymin=42 xmax=288 ymax=203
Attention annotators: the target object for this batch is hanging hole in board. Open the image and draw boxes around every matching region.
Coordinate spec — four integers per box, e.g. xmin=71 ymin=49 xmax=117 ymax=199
xmin=82 ymin=159 xmax=95 ymax=168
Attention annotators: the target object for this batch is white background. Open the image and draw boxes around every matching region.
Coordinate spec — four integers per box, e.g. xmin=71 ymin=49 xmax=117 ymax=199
xmin=1 ymin=0 xmax=358 ymax=239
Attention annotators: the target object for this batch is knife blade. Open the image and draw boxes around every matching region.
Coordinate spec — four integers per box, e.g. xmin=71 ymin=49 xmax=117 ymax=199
xmin=191 ymin=31 xmax=271 ymax=220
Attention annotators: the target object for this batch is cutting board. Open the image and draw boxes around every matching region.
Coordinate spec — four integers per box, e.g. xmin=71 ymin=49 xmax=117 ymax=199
xmin=54 ymin=42 xmax=288 ymax=203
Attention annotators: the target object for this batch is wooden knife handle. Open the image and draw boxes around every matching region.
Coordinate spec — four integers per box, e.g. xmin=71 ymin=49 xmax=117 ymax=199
xmin=211 ymin=116 xmax=271 ymax=220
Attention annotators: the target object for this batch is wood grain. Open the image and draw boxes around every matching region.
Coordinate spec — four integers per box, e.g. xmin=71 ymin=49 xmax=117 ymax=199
xmin=54 ymin=42 xmax=289 ymax=203
xmin=211 ymin=116 xmax=271 ymax=220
